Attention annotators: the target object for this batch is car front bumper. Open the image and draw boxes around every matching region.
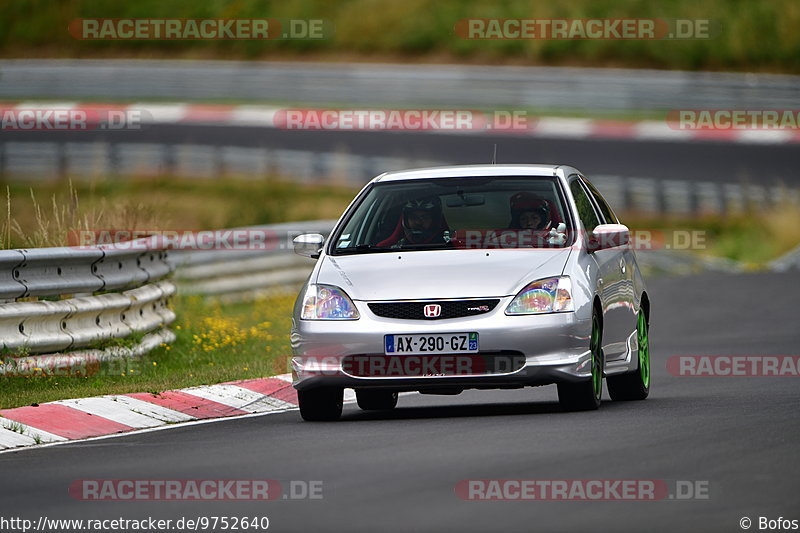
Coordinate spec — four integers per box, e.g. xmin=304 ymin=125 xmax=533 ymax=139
xmin=291 ymin=297 xmax=594 ymax=392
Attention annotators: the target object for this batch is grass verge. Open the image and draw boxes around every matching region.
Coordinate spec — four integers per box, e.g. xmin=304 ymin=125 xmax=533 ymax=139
xmin=1 ymin=0 xmax=799 ymax=73
xmin=624 ymin=201 xmax=800 ymax=268
xmin=1 ymin=176 xmax=357 ymax=249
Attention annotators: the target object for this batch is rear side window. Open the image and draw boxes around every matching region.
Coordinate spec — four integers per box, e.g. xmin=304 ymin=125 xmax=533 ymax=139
xmin=569 ymin=179 xmax=600 ymax=231
xmin=583 ymin=178 xmax=619 ymax=224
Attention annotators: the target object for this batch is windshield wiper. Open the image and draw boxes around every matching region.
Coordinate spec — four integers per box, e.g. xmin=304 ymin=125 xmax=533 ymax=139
xmin=395 ymin=243 xmax=454 ymax=251
xmin=335 ymin=244 xmax=394 ymax=255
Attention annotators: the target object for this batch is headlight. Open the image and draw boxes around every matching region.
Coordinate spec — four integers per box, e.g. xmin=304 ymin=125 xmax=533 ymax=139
xmin=301 ymin=284 xmax=360 ymax=320
xmin=505 ymin=276 xmax=574 ymax=315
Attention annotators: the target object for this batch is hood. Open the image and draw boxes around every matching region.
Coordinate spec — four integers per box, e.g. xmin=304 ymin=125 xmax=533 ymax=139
xmin=316 ymin=248 xmax=572 ymax=301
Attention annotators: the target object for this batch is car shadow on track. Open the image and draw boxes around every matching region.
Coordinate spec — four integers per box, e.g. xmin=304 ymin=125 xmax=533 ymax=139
xmin=337 ymin=395 xmax=665 ymax=422
xmin=343 ymin=401 xmax=572 ymax=421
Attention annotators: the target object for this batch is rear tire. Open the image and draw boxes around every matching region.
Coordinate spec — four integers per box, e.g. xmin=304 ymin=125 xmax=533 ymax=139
xmin=558 ymin=311 xmax=603 ymax=411
xmin=607 ymin=309 xmax=650 ymax=401
xmin=298 ymin=387 xmax=343 ymax=421
xmin=356 ymin=390 xmax=398 ymax=411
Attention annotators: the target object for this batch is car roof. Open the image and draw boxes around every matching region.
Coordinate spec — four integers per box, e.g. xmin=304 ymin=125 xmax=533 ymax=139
xmin=372 ymin=164 xmax=578 ymax=183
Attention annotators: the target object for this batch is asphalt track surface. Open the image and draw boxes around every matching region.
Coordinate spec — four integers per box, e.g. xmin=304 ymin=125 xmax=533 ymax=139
xmin=4 ymin=125 xmax=800 ymax=185
xmin=1 ymin=270 xmax=798 ymax=532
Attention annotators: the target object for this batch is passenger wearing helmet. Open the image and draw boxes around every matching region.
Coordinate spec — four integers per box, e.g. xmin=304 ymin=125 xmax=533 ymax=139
xmin=376 ymin=195 xmax=450 ymax=248
xmin=508 ymin=191 xmax=552 ymax=230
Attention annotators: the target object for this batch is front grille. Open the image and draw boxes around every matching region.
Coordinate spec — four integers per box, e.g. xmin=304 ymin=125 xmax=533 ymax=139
xmin=368 ymin=299 xmax=500 ymax=320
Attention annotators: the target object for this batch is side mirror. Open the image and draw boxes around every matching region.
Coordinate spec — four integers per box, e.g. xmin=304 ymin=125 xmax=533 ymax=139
xmin=588 ymin=224 xmax=630 ymax=252
xmin=293 ymin=233 xmax=325 ymax=259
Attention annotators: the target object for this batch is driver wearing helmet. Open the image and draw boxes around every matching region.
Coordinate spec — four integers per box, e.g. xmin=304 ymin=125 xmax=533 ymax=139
xmin=377 ymin=195 xmax=450 ymax=248
xmin=508 ymin=191 xmax=552 ymax=231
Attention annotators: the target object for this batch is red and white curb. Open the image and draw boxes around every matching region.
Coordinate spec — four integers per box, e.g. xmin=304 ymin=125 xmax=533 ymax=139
xmin=0 ymin=373 xmax=354 ymax=452
xmin=4 ymin=101 xmax=800 ymax=145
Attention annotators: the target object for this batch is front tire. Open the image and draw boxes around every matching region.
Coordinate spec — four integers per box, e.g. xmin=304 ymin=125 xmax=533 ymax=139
xmin=298 ymin=387 xmax=343 ymax=421
xmin=558 ymin=311 xmax=603 ymax=411
xmin=356 ymin=390 xmax=398 ymax=411
xmin=607 ymin=309 xmax=650 ymax=401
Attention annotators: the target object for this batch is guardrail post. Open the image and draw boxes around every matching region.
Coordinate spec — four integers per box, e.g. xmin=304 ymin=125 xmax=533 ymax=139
xmin=768 ymin=186 xmax=780 ymax=209
xmin=0 ymin=142 xmax=6 ymax=180
xmin=215 ymin=146 xmax=226 ymax=178
xmin=162 ymin=144 xmax=175 ymax=176
xmin=312 ymin=152 xmax=326 ymax=179
xmin=57 ymin=142 xmax=68 ymax=181
xmin=108 ymin=142 xmax=120 ymax=176
xmin=688 ymin=180 xmax=699 ymax=216
xmin=621 ymin=177 xmax=632 ymax=213
xmin=655 ymin=179 xmax=667 ymax=216
xmin=362 ymin=156 xmax=377 ymax=182
xmin=265 ymin=147 xmax=276 ymax=178
xmin=717 ymin=182 xmax=727 ymax=215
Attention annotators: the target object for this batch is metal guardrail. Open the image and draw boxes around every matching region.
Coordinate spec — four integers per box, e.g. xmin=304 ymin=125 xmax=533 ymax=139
xmin=2 ymin=60 xmax=799 ymax=112
xmin=0 ymin=222 xmax=330 ymax=375
xmin=634 ymin=250 xmax=744 ymax=276
xmin=4 ymin=328 xmax=174 ymax=377
xmin=0 ymin=141 xmax=432 ymax=186
xmin=2 ymin=141 xmax=798 ymax=216
xmin=170 ymin=221 xmax=335 ymax=302
xmin=769 ymin=244 xmax=800 ymax=272
xmin=0 ymin=280 xmax=174 ymax=353
xmin=0 ymin=245 xmax=170 ymax=300
xmin=0 ymin=238 xmax=176 ymax=376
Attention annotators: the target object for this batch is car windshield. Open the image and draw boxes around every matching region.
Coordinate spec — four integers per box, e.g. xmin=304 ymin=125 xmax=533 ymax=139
xmin=330 ymin=176 xmax=572 ymax=254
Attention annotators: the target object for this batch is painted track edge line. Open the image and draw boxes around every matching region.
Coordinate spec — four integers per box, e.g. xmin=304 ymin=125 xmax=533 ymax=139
xmin=0 ymin=404 xmax=303 ymax=456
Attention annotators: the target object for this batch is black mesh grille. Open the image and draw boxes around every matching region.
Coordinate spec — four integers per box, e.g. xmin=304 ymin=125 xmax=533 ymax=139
xmin=368 ymin=299 xmax=500 ymax=320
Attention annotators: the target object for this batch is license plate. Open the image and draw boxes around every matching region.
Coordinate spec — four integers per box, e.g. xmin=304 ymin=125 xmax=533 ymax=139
xmin=385 ymin=333 xmax=479 ymax=355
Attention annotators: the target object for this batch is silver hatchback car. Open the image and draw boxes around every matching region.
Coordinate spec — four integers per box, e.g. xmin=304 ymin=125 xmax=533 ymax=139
xmin=291 ymin=164 xmax=650 ymax=421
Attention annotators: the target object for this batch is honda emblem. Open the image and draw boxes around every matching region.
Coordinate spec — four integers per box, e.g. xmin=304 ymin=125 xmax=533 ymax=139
xmin=424 ymin=304 xmax=442 ymax=318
